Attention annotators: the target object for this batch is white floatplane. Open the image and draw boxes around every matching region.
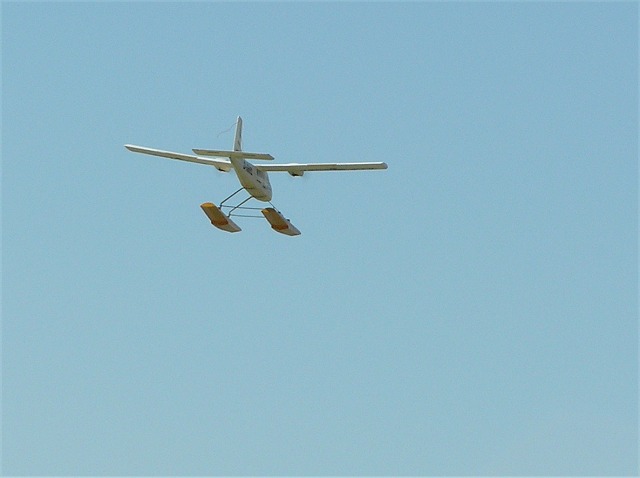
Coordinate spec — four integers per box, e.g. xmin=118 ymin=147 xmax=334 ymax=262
xmin=125 ymin=117 xmax=387 ymax=236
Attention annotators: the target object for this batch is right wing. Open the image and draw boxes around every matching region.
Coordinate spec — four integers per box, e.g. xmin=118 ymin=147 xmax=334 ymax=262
xmin=256 ymin=161 xmax=388 ymax=176
xmin=125 ymin=145 xmax=233 ymax=172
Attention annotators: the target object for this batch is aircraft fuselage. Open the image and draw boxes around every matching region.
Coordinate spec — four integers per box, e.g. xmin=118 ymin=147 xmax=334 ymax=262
xmin=230 ymin=156 xmax=272 ymax=201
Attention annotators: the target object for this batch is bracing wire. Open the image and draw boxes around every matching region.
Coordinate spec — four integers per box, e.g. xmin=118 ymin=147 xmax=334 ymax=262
xmin=228 ymin=213 xmax=264 ymax=219
xmin=220 ymin=205 xmax=264 ymax=211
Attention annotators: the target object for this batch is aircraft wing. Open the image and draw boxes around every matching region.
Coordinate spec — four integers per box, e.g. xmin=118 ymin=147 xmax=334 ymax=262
xmin=125 ymin=145 xmax=233 ymax=172
xmin=256 ymin=162 xmax=388 ymax=176
xmin=192 ymin=149 xmax=274 ymax=161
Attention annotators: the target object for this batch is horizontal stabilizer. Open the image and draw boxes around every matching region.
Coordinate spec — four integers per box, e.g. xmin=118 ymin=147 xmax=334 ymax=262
xmin=192 ymin=149 xmax=274 ymax=161
xmin=200 ymin=203 xmax=241 ymax=233
xmin=125 ymin=145 xmax=233 ymax=172
xmin=261 ymin=208 xmax=301 ymax=236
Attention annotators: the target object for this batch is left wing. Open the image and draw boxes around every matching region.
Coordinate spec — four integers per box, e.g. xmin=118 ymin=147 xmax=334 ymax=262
xmin=256 ymin=162 xmax=388 ymax=177
xmin=125 ymin=145 xmax=233 ymax=172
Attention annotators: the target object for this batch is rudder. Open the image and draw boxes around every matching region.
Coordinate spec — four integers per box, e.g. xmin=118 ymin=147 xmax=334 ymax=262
xmin=234 ymin=116 xmax=243 ymax=151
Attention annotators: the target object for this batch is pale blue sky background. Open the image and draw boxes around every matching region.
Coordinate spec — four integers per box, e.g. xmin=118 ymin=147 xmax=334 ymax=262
xmin=2 ymin=2 xmax=638 ymax=476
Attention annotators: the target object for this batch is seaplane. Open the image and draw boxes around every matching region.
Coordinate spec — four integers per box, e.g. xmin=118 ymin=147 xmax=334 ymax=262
xmin=125 ymin=117 xmax=387 ymax=236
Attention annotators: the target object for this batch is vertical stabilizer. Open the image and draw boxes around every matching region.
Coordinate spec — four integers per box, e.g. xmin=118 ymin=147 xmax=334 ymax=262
xmin=234 ymin=116 xmax=243 ymax=151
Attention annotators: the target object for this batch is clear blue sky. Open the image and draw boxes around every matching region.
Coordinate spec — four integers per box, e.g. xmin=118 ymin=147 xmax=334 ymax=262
xmin=2 ymin=2 xmax=637 ymax=476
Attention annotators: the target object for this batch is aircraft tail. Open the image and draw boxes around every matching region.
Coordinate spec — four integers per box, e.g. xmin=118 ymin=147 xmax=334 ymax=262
xmin=194 ymin=117 xmax=273 ymax=160
xmin=234 ymin=116 xmax=243 ymax=151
